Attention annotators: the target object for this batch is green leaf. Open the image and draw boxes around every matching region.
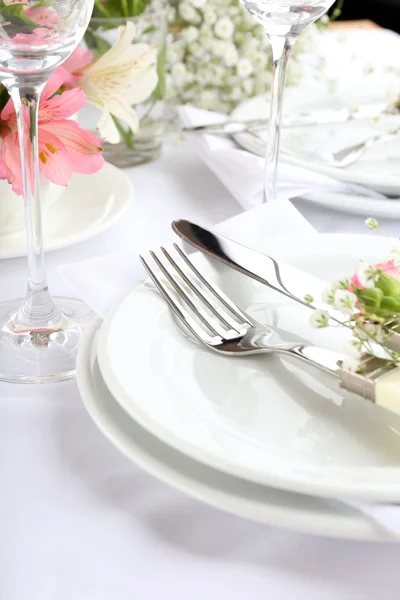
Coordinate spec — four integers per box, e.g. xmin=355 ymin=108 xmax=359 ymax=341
xmin=84 ymin=29 xmax=112 ymax=57
xmin=111 ymin=115 xmax=135 ymax=151
xmin=0 ymin=2 xmax=37 ymax=27
xmin=153 ymin=41 xmax=166 ymax=102
xmin=376 ymin=273 xmax=400 ymax=299
xmin=356 ymin=287 xmax=384 ymax=310
xmin=380 ymin=296 xmax=400 ymax=313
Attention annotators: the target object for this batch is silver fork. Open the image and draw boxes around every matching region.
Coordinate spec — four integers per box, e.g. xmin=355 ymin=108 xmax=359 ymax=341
xmin=139 ymin=244 xmax=398 ymax=406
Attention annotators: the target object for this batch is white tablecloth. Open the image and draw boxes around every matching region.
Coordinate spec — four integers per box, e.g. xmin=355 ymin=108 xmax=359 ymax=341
xmin=2 ymin=140 xmax=400 ymax=600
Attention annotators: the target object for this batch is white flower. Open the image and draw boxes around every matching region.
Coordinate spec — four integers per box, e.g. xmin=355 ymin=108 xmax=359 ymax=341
xmin=167 ymin=45 xmax=184 ymax=64
xmin=310 ymin=309 xmax=330 ymax=328
xmin=223 ymin=45 xmax=239 ymax=66
xmin=365 ymin=217 xmax=379 ymax=230
xmin=179 ymin=2 xmax=199 ymax=23
xmin=237 ymin=57 xmax=253 ymax=78
xmin=182 ymin=26 xmax=199 ymax=44
xmin=171 ymin=63 xmax=187 ymax=86
xmin=214 ymin=17 xmax=234 ymax=40
xmin=242 ymin=78 xmax=254 ymax=96
xmin=189 ymin=0 xmax=207 ymax=7
xmin=355 ymin=323 xmax=386 ymax=344
xmin=212 ymin=40 xmax=228 ymax=57
xmin=167 ymin=8 xmax=177 ymax=23
xmin=203 ymin=9 xmax=217 ymax=25
xmin=341 ymin=356 xmax=361 ymax=372
xmin=81 ymin=21 xmax=157 ymax=144
xmin=355 ymin=261 xmax=377 ymax=289
xmin=199 ymin=89 xmax=219 ymax=109
xmin=331 ymin=276 xmax=350 ymax=291
xmin=343 ymin=340 xmax=363 ymax=359
xmin=333 ymin=289 xmax=357 ymax=314
xmin=321 ymin=286 xmax=336 ymax=305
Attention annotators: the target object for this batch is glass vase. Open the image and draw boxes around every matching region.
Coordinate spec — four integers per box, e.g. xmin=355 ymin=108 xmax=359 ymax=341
xmin=85 ymin=7 xmax=167 ymax=168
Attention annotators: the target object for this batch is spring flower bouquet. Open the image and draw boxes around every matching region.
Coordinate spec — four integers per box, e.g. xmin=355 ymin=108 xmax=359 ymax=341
xmin=0 ymin=2 xmax=158 ymax=194
xmin=308 ymin=218 xmax=400 ymax=372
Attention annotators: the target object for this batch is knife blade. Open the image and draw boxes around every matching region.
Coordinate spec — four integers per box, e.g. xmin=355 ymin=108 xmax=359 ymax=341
xmin=171 ymin=219 xmax=345 ymax=321
xmin=171 ymin=220 xmax=400 ymax=354
xmin=182 ymin=102 xmax=396 ymax=135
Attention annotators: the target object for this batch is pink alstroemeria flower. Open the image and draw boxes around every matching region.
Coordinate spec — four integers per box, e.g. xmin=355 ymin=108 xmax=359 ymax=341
xmin=63 ymin=45 xmax=93 ymax=88
xmin=1 ymin=67 xmax=104 ymax=194
xmin=25 ymin=6 xmax=60 ymax=28
xmin=350 ymin=259 xmax=400 ymax=290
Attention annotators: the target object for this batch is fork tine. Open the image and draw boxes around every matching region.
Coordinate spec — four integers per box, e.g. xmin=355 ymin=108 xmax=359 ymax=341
xmin=173 ymin=243 xmax=254 ymax=327
xmin=139 ymin=255 xmax=219 ymax=346
xmin=148 ymin=251 xmax=235 ymax=339
xmin=161 ymin=247 xmax=243 ymax=332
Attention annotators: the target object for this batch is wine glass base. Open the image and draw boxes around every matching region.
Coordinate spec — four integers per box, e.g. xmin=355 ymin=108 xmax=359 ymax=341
xmin=0 ymin=297 xmax=95 ymax=384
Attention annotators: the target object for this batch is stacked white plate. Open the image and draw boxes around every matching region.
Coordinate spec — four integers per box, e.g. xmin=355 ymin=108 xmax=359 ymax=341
xmin=76 ymin=233 xmax=400 ymax=542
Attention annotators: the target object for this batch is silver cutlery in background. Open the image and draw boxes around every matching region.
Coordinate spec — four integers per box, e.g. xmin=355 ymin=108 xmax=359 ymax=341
xmin=139 ymin=244 xmax=400 ymax=413
xmin=171 ymin=219 xmax=400 ymax=353
xmin=182 ymin=102 xmax=397 ymax=135
xmin=247 ymin=126 xmax=400 ymax=168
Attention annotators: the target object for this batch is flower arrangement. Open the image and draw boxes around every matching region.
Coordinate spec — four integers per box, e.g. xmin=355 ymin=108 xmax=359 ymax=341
xmin=308 ymin=218 xmax=400 ymax=372
xmin=0 ymin=1 xmax=158 ymax=193
xmin=165 ymin=0 xmax=323 ymax=113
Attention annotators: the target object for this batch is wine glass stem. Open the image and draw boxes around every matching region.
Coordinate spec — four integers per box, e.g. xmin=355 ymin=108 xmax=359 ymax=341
xmin=9 ymin=86 xmax=60 ymax=329
xmin=264 ymin=35 xmax=294 ymax=204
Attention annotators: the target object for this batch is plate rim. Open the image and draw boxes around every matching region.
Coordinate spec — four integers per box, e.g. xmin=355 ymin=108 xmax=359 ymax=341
xmin=96 ymin=232 xmax=400 ymax=502
xmin=0 ymin=162 xmax=133 ymax=259
xmin=78 ymin=320 xmax=394 ymax=542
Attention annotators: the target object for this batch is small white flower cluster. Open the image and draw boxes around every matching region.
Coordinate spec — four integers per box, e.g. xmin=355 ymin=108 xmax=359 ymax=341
xmin=165 ymin=0 xmax=318 ymax=112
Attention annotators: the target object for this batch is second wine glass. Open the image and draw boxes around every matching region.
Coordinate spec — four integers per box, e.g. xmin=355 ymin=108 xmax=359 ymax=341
xmin=239 ymin=0 xmax=336 ymax=202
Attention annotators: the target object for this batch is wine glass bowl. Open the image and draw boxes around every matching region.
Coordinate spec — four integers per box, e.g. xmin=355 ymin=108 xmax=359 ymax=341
xmin=0 ymin=0 xmax=95 ymax=383
xmin=0 ymin=0 xmax=93 ymax=80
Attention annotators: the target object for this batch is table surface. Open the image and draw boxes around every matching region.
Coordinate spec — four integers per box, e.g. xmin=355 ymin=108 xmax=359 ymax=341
xmin=2 ymin=137 xmax=400 ymax=599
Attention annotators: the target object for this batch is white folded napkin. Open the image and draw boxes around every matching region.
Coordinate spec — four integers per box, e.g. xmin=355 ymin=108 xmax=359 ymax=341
xmin=178 ymin=106 xmax=385 ymax=211
xmin=60 ymin=203 xmax=400 ymax=538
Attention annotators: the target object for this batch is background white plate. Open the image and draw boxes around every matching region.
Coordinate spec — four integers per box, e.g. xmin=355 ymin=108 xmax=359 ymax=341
xmin=231 ymin=94 xmax=400 ymax=199
xmin=78 ymin=321 xmax=397 ymax=542
xmin=0 ymin=162 xmax=133 ymax=259
xmin=97 ymin=234 xmax=400 ymax=503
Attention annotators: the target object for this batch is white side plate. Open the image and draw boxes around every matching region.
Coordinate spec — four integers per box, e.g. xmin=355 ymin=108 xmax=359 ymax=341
xmin=0 ymin=162 xmax=133 ymax=259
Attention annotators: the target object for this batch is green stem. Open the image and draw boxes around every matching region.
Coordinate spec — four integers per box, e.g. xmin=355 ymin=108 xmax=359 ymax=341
xmin=93 ymin=0 xmax=112 ymax=18
xmin=111 ymin=115 xmax=134 ymax=150
xmin=330 ymin=0 xmax=345 ymax=21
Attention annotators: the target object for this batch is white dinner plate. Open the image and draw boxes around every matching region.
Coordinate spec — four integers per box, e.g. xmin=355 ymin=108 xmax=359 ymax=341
xmin=78 ymin=320 xmax=397 ymax=542
xmin=231 ymin=94 xmax=400 ymax=199
xmin=97 ymin=233 xmax=400 ymax=503
xmin=0 ymin=162 xmax=133 ymax=259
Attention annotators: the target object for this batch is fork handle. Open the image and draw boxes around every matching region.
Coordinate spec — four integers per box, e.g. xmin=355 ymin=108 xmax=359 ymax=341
xmin=278 ymin=343 xmax=343 ymax=376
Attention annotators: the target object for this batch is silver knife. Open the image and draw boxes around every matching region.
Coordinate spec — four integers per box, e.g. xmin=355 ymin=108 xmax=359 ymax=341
xmin=171 ymin=219 xmax=400 ymax=351
xmin=182 ymin=102 xmax=397 ymax=135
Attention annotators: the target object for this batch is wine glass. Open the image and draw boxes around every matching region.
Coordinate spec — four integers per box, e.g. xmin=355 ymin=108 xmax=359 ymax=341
xmin=0 ymin=0 xmax=94 ymax=383
xmin=239 ymin=0 xmax=337 ymax=202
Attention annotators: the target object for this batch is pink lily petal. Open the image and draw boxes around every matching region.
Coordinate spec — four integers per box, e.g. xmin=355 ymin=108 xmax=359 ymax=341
xmin=1 ymin=131 xmax=24 ymax=195
xmin=42 ymin=67 xmax=69 ymax=101
xmin=37 ymin=130 xmax=73 ymax=186
xmin=63 ymin=46 xmax=93 ymax=79
xmin=25 ymin=7 xmax=60 ymax=28
xmin=40 ymin=87 xmax=87 ymax=122
xmin=41 ymin=120 xmax=104 ymax=174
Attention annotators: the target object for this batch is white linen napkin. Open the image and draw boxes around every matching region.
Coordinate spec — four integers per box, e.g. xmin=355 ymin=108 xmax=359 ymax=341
xmin=59 ymin=204 xmax=400 ymax=538
xmin=178 ymin=106 xmax=385 ymax=211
